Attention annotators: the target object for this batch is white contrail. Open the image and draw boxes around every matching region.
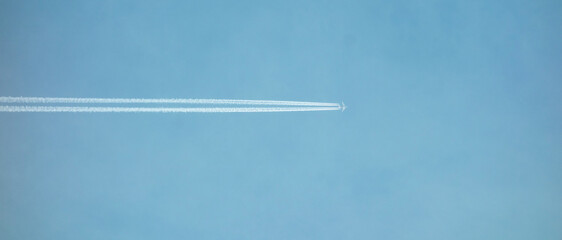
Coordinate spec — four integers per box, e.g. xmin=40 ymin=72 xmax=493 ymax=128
xmin=0 ymin=97 xmax=339 ymax=107
xmin=0 ymin=106 xmax=341 ymax=113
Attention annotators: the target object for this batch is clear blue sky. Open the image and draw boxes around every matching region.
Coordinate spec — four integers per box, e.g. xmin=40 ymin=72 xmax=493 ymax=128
xmin=1 ymin=0 xmax=561 ymax=239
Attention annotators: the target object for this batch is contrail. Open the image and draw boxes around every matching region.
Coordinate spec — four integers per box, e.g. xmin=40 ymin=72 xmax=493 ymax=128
xmin=0 ymin=97 xmax=339 ymax=107
xmin=0 ymin=96 xmax=344 ymax=113
xmin=0 ymin=106 xmax=341 ymax=113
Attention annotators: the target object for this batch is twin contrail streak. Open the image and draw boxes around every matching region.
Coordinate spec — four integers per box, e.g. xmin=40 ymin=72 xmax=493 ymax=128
xmin=0 ymin=97 xmax=343 ymax=113
xmin=0 ymin=97 xmax=339 ymax=107
xmin=0 ymin=106 xmax=340 ymax=113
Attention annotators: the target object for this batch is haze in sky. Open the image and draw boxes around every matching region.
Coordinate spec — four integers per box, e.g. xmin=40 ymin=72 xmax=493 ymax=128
xmin=0 ymin=1 xmax=561 ymax=239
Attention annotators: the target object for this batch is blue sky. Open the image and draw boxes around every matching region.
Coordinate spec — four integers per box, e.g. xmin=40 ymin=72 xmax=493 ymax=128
xmin=1 ymin=0 xmax=561 ymax=239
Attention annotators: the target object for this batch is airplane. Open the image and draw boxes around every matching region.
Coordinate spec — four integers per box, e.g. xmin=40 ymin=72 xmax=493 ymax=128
xmin=340 ymin=102 xmax=346 ymax=112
